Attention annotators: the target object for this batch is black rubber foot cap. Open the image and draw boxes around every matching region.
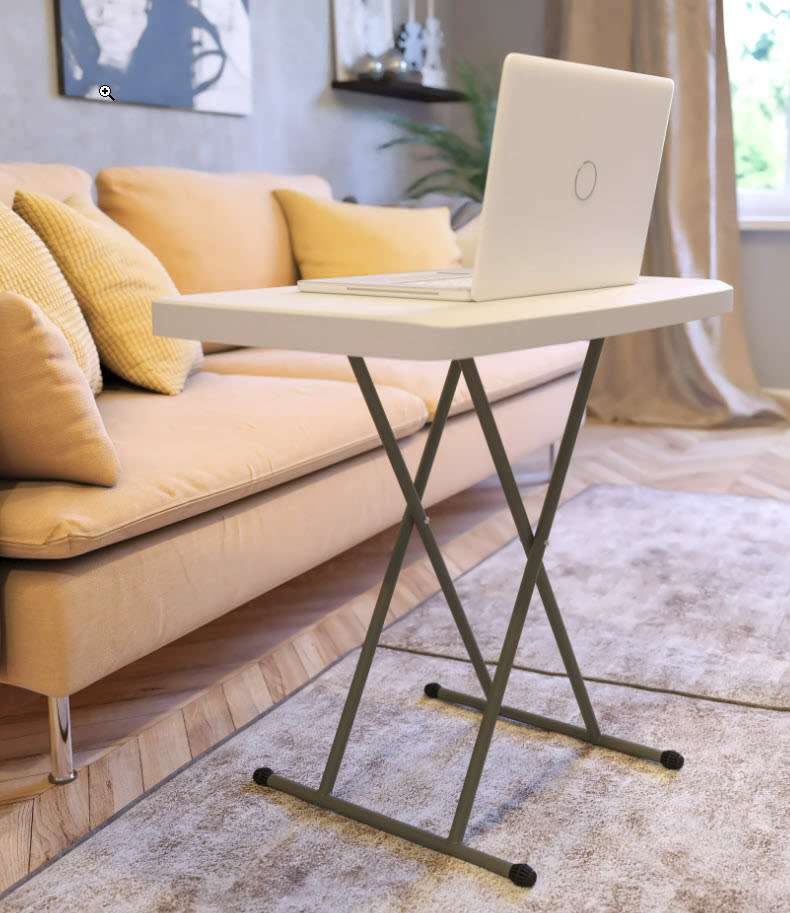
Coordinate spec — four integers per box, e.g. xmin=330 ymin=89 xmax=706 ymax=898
xmin=509 ymin=863 xmax=537 ymax=888
xmin=660 ymin=750 xmax=684 ymax=770
xmin=424 ymin=682 xmax=441 ymax=698
xmin=252 ymin=767 xmax=274 ymax=786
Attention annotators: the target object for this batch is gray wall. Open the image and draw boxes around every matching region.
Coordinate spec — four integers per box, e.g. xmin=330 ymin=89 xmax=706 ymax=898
xmin=442 ymin=1 xmax=545 ymax=142
xmin=0 ymin=0 xmax=467 ymax=204
xmin=740 ymin=234 xmax=790 ymax=390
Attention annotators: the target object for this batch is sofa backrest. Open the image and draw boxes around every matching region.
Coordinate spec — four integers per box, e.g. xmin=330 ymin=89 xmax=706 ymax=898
xmin=95 ymin=166 xmax=333 ymax=296
xmin=0 ymin=163 xmax=92 ymax=207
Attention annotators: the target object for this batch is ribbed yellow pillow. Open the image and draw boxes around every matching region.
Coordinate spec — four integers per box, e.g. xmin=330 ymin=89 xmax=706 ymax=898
xmin=0 ymin=291 xmax=120 ymax=486
xmin=13 ymin=190 xmax=202 ymax=395
xmin=0 ymin=203 xmax=102 ymax=393
xmin=272 ymin=190 xmax=461 ymax=279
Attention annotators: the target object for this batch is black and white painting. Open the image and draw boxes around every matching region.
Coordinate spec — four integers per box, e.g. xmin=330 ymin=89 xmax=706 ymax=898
xmin=55 ymin=0 xmax=251 ymax=115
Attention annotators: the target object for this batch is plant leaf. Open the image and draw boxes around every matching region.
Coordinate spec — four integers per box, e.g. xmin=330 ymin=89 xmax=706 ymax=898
xmin=378 ymin=57 xmax=499 ymax=201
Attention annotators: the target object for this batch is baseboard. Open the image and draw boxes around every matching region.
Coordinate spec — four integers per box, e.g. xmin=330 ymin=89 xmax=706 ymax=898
xmin=764 ymin=387 xmax=790 ymax=416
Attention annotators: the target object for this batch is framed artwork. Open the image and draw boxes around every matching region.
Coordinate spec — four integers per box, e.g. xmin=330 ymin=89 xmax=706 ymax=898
xmin=331 ymin=0 xmax=394 ymax=81
xmin=54 ymin=0 xmax=252 ymax=115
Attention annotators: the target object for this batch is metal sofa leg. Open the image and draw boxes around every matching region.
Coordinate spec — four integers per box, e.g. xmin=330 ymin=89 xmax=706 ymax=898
xmin=48 ymin=696 xmax=77 ymax=784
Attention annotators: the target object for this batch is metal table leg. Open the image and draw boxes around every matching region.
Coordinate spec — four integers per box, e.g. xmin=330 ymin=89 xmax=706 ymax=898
xmin=253 ymin=340 xmax=683 ymax=888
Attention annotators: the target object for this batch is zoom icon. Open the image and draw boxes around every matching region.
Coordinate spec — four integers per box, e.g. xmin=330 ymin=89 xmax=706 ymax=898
xmin=98 ymin=85 xmax=116 ymax=101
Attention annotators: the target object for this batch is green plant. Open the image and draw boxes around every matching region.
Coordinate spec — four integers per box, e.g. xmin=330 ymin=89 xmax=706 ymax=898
xmin=378 ymin=59 xmax=497 ymax=202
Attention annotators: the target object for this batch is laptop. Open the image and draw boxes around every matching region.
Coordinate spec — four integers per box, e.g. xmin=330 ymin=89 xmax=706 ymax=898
xmin=298 ymin=52 xmax=673 ymax=302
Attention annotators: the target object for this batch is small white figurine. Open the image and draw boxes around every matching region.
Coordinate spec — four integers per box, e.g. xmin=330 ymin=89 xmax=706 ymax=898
xmin=421 ymin=13 xmax=446 ymax=88
xmin=398 ymin=19 xmax=424 ymax=71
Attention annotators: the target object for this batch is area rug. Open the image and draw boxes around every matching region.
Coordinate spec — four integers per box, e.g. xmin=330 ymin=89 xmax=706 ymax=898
xmin=2 ymin=485 xmax=788 ymax=912
xmin=381 ymin=484 xmax=790 ymax=708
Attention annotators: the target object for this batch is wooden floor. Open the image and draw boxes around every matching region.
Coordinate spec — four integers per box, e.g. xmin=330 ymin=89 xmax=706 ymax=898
xmin=1 ymin=419 xmax=789 ymax=894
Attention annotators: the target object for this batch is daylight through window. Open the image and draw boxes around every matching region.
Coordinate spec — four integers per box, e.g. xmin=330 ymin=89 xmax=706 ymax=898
xmin=724 ymin=0 xmax=790 ymax=220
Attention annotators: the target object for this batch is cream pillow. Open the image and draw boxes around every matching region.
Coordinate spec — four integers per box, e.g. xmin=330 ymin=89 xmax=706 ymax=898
xmin=0 ymin=291 xmax=120 ymax=486
xmin=13 ymin=190 xmax=202 ymax=395
xmin=0 ymin=203 xmax=102 ymax=393
xmin=272 ymin=189 xmax=461 ymax=279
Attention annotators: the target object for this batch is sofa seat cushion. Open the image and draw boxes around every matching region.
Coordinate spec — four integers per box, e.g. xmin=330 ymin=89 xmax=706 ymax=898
xmin=0 ymin=372 xmax=428 ymax=560
xmin=201 ymin=342 xmax=588 ymax=420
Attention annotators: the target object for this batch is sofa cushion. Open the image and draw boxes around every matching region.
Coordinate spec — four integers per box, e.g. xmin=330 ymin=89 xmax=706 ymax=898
xmin=96 ymin=168 xmax=333 ymax=355
xmin=1 ymin=375 xmax=578 ymax=697
xmin=272 ymin=189 xmax=461 ymax=279
xmin=13 ymin=190 xmax=203 ymax=395
xmin=0 ymin=202 xmax=102 ymax=393
xmin=201 ymin=343 xmax=589 ymax=420
xmin=0 ymin=372 xmax=428 ymax=560
xmin=95 ymin=167 xmax=333 ymax=296
xmin=0 ymin=162 xmax=92 ymax=208
xmin=0 ymin=291 xmax=120 ymax=486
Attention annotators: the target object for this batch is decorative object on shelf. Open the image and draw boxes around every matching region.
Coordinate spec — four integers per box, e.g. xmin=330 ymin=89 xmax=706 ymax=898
xmin=397 ymin=0 xmax=424 ymax=73
xmin=378 ymin=58 xmax=497 ymax=201
xmin=331 ymin=1 xmax=464 ymax=102
xmin=332 ymin=0 xmax=394 ymax=81
xmin=355 ymin=52 xmax=385 ymax=80
xmin=420 ymin=0 xmax=446 ymax=89
xmin=378 ymin=47 xmax=410 ymax=79
xmin=54 ymin=0 xmax=251 ymax=115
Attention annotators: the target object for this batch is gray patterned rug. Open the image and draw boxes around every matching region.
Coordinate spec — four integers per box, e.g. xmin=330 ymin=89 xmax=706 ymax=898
xmin=3 ymin=485 xmax=789 ymax=912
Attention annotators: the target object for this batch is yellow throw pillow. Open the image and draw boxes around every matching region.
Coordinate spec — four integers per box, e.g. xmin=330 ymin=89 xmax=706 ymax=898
xmin=0 ymin=291 xmax=120 ymax=486
xmin=272 ymin=189 xmax=461 ymax=279
xmin=13 ymin=190 xmax=202 ymax=395
xmin=0 ymin=203 xmax=102 ymax=393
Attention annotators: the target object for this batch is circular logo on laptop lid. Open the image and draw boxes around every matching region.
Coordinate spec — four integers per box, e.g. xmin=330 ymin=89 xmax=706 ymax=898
xmin=574 ymin=160 xmax=598 ymax=201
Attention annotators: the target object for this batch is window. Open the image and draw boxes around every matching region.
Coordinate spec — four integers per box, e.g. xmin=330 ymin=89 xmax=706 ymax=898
xmin=724 ymin=0 xmax=790 ymax=224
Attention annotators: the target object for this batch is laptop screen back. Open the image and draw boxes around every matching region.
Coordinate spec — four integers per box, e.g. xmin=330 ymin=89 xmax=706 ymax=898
xmin=471 ymin=53 xmax=674 ymax=301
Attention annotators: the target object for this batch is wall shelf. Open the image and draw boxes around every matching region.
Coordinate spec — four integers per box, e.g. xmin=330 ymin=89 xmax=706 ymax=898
xmin=331 ymin=79 xmax=466 ymax=103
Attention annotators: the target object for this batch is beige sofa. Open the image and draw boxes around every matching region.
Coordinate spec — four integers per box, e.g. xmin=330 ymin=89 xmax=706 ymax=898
xmin=0 ymin=163 xmax=587 ymax=783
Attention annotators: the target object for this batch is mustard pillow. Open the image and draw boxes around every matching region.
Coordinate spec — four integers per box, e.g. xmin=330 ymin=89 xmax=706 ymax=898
xmin=0 ymin=203 xmax=102 ymax=393
xmin=272 ymin=189 xmax=461 ymax=279
xmin=13 ymin=190 xmax=203 ymax=396
xmin=0 ymin=291 xmax=120 ymax=486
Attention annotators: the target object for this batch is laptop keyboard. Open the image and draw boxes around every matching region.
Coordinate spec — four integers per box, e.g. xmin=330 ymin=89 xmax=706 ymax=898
xmin=404 ymin=276 xmax=473 ymax=289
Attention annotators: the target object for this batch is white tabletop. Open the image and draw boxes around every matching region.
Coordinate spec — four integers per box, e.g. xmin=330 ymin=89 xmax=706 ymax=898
xmin=153 ymin=276 xmax=732 ymax=361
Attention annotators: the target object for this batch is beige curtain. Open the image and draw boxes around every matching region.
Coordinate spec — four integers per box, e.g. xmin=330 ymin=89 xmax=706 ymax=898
xmin=545 ymin=0 xmax=784 ymax=427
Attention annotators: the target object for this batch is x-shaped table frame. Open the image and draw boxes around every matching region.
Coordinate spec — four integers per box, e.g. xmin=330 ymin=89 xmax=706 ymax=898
xmin=253 ymin=338 xmax=683 ymax=888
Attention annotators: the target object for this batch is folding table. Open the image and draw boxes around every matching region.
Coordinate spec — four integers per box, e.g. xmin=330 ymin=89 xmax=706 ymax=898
xmin=154 ymin=275 xmax=732 ymax=887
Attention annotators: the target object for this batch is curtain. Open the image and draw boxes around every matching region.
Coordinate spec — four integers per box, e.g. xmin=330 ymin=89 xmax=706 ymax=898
xmin=545 ymin=0 xmax=784 ymax=427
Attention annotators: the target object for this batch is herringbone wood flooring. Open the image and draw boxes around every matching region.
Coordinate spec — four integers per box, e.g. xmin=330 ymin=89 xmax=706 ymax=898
xmin=1 ymin=421 xmax=789 ymax=894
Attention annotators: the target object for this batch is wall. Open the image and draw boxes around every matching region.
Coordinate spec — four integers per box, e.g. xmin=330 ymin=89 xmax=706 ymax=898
xmin=740 ymin=233 xmax=790 ymax=390
xmin=0 ymin=0 xmax=459 ymax=204
xmin=0 ymin=0 xmax=542 ymax=204
xmin=441 ymin=1 xmax=545 ymax=144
